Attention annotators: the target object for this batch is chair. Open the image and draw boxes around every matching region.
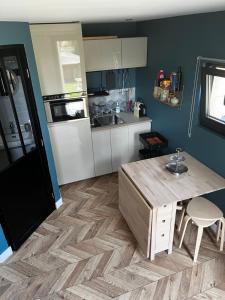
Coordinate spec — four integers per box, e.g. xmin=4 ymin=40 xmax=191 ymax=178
xmin=178 ymin=196 xmax=225 ymax=263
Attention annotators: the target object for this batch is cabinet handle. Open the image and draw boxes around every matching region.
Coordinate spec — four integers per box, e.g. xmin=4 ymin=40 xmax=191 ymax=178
xmin=162 ymin=219 xmax=166 ymax=223
xmin=161 ymin=233 xmax=165 ymax=237
xmin=163 ymin=204 xmax=167 ymax=208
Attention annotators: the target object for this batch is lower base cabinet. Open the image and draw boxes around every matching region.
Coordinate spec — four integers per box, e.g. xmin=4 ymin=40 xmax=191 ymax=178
xmin=92 ymin=129 xmax=112 ymax=176
xmin=48 ymin=118 xmax=95 ymax=185
xmin=111 ymin=126 xmax=129 ymax=172
xmin=92 ymin=120 xmax=151 ymax=176
xmin=49 ymin=119 xmax=151 ymax=185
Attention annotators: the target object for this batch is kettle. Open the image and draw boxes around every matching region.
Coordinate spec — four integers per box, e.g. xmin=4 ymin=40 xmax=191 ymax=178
xmin=139 ymin=103 xmax=146 ymax=117
xmin=134 ymin=101 xmax=146 ymax=118
xmin=134 ymin=101 xmax=141 ymax=118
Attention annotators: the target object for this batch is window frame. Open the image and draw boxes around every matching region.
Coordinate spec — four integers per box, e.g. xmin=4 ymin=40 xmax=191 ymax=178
xmin=200 ymin=64 xmax=225 ymax=137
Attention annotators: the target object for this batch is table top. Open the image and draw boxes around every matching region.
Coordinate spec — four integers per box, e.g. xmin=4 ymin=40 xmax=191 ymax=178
xmin=121 ymin=152 xmax=225 ymax=208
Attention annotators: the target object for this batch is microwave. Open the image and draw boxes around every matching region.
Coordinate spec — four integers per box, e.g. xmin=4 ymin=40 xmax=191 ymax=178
xmin=43 ymin=93 xmax=87 ymax=123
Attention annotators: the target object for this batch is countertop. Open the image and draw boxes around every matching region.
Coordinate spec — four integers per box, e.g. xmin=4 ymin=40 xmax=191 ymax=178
xmin=91 ymin=112 xmax=151 ymax=131
xmin=121 ymin=152 xmax=225 ymax=208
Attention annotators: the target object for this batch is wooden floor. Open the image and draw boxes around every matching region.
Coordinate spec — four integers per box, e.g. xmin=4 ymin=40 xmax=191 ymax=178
xmin=0 ymin=173 xmax=225 ymax=299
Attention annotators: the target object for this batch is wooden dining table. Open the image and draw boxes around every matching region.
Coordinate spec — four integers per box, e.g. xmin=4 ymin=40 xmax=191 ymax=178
xmin=119 ymin=152 xmax=225 ymax=260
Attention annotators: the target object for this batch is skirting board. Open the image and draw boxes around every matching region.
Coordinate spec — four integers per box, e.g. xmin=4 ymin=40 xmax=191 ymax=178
xmin=0 ymin=246 xmax=13 ymax=263
xmin=56 ymin=197 xmax=63 ymax=209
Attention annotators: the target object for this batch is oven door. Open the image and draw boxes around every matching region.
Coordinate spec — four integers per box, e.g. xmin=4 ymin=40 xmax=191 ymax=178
xmin=49 ymin=99 xmax=85 ymax=122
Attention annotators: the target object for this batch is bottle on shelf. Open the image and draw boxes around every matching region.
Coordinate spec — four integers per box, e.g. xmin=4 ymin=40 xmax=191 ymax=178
xmin=157 ymin=69 xmax=165 ymax=86
xmin=116 ymin=101 xmax=120 ymax=114
xmin=170 ymin=72 xmax=177 ymax=92
xmin=176 ymin=66 xmax=182 ymax=91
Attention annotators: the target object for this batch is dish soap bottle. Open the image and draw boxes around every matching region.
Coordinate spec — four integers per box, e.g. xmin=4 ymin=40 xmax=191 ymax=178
xmin=116 ymin=101 xmax=120 ymax=114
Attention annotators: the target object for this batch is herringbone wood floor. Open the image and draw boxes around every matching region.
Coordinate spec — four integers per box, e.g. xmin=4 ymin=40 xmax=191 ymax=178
xmin=0 ymin=173 xmax=225 ymax=299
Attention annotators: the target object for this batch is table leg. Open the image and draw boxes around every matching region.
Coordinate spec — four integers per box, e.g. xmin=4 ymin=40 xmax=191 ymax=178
xmin=167 ymin=202 xmax=178 ymax=254
xmin=150 ymin=208 xmax=157 ymax=261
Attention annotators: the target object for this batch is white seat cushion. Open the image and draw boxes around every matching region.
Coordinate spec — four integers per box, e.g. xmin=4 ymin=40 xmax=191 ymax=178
xmin=187 ymin=197 xmax=223 ymax=221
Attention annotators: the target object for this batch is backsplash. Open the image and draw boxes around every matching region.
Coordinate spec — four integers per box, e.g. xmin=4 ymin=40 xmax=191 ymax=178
xmin=88 ymin=88 xmax=135 ymax=116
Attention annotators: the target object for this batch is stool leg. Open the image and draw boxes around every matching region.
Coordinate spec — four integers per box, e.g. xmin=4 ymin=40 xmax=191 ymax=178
xmin=217 ymin=219 xmax=222 ymax=242
xmin=179 ymin=215 xmax=191 ymax=248
xmin=177 ymin=207 xmax=186 ymax=233
xmin=193 ymin=226 xmax=203 ymax=263
xmin=220 ymin=219 xmax=225 ymax=251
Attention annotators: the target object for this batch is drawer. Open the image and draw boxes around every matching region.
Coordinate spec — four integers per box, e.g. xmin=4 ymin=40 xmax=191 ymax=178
xmin=155 ymin=205 xmax=173 ymax=253
xmin=156 ymin=214 xmax=171 ymax=229
xmin=155 ymin=228 xmax=170 ymax=252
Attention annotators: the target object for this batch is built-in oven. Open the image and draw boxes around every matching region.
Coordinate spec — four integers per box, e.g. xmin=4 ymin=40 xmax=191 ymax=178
xmin=43 ymin=93 xmax=87 ymax=123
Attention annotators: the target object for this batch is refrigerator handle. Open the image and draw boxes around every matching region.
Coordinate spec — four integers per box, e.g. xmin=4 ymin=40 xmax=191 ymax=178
xmin=0 ymin=68 xmax=7 ymax=96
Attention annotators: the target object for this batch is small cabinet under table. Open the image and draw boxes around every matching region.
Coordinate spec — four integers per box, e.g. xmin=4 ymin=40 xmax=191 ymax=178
xmin=119 ymin=169 xmax=176 ymax=259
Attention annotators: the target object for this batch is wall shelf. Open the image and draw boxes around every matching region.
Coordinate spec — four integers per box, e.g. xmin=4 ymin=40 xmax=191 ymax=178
xmin=153 ymin=85 xmax=184 ymax=110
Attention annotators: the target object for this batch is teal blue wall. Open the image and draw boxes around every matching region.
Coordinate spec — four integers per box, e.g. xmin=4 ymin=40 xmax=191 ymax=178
xmin=136 ymin=11 xmax=225 ymax=211
xmin=82 ymin=22 xmax=137 ymax=38
xmin=86 ymin=69 xmax=136 ymax=91
xmin=0 ymin=22 xmax=61 ymax=254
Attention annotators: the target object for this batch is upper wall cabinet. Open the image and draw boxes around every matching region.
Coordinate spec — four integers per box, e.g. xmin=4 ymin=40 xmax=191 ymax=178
xmin=83 ymin=37 xmax=147 ymax=72
xmin=121 ymin=37 xmax=147 ymax=69
xmin=84 ymin=39 xmax=121 ymax=72
xmin=30 ymin=23 xmax=87 ymax=96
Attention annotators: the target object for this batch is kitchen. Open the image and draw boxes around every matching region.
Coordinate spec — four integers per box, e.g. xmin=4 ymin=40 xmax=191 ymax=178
xmin=0 ymin=3 xmax=225 ymax=299
xmin=29 ymin=23 xmax=151 ymax=185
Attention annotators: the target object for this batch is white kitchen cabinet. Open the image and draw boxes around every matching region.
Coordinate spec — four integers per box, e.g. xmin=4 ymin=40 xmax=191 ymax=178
xmin=91 ymin=120 xmax=151 ymax=177
xmin=111 ymin=126 xmax=129 ymax=172
xmin=121 ymin=37 xmax=148 ymax=68
xmin=48 ymin=118 xmax=94 ymax=185
xmin=128 ymin=121 xmax=151 ymax=162
xmin=30 ymin=23 xmax=87 ymax=95
xmin=83 ymin=37 xmax=147 ymax=72
xmin=84 ymin=39 xmax=121 ymax=72
xmin=92 ymin=129 xmax=112 ymax=176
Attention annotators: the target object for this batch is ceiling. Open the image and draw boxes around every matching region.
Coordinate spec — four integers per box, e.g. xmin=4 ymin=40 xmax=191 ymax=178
xmin=0 ymin=0 xmax=225 ymax=23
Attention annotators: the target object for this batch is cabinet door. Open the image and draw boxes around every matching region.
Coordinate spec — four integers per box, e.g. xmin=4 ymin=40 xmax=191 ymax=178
xmin=128 ymin=121 xmax=151 ymax=162
xmin=30 ymin=23 xmax=87 ymax=95
xmin=84 ymin=39 xmax=121 ymax=72
xmin=121 ymin=37 xmax=147 ymax=68
xmin=111 ymin=126 xmax=129 ymax=172
xmin=92 ymin=129 xmax=112 ymax=176
xmin=48 ymin=119 xmax=94 ymax=185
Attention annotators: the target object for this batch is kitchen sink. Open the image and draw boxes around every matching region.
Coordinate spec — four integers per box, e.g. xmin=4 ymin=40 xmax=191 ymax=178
xmin=92 ymin=114 xmax=125 ymax=128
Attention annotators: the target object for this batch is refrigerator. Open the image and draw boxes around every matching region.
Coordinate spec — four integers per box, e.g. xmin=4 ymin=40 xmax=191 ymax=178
xmin=0 ymin=44 xmax=56 ymax=250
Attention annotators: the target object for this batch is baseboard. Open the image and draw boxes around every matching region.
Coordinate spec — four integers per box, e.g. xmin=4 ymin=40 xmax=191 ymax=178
xmin=55 ymin=197 xmax=63 ymax=209
xmin=0 ymin=247 xmax=13 ymax=263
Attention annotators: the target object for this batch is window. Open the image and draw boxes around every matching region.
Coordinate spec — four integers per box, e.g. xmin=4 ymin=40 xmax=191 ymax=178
xmin=200 ymin=63 xmax=225 ymax=136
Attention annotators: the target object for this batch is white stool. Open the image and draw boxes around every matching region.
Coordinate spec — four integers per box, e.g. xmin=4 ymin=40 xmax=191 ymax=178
xmin=179 ymin=197 xmax=225 ymax=263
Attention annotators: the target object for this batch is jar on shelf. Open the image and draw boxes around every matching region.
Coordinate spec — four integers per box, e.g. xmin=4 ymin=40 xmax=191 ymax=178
xmin=160 ymin=89 xmax=169 ymax=102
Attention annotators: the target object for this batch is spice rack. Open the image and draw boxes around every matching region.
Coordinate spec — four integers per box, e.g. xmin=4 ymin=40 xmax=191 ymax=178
xmin=153 ymin=68 xmax=184 ymax=109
